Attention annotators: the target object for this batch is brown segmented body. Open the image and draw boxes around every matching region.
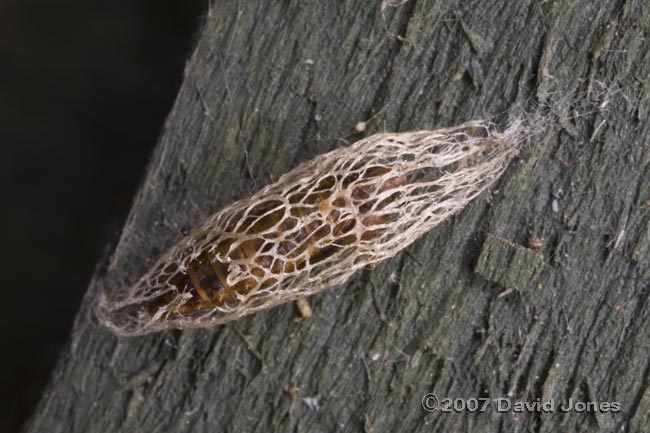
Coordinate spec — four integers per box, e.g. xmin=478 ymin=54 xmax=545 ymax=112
xmin=158 ymin=167 xmax=407 ymax=316
xmin=97 ymin=120 xmax=527 ymax=335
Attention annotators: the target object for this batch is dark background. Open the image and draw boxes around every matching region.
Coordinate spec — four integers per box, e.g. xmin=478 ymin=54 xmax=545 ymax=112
xmin=0 ymin=1 xmax=206 ymax=431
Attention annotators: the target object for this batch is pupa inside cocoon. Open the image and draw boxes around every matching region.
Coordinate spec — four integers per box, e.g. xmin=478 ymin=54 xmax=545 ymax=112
xmin=97 ymin=119 xmax=529 ymax=336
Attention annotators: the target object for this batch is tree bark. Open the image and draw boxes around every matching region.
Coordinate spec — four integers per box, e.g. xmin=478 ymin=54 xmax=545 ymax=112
xmin=24 ymin=1 xmax=650 ymax=432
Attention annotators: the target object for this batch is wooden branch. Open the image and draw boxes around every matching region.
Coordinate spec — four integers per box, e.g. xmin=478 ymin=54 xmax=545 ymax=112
xmin=25 ymin=1 xmax=650 ymax=432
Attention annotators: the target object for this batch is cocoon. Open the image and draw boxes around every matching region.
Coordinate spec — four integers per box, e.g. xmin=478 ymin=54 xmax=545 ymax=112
xmin=98 ymin=119 xmax=528 ymax=335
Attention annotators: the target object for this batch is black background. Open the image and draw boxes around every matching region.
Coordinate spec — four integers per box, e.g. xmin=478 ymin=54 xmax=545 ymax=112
xmin=0 ymin=1 xmax=206 ymax=431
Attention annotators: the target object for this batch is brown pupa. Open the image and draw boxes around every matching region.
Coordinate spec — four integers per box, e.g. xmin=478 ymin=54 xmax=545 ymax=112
xmin=97 ymin=120 xmax=528 ymax=335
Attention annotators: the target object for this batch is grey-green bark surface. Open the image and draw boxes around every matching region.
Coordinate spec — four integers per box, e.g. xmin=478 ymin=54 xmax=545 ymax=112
xmin=24 ymin=1 xmax=650 ymax=432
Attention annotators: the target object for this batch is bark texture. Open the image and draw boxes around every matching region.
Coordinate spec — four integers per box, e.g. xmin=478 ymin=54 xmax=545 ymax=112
xmin=24 ymin=1 xmax=650 ymax=432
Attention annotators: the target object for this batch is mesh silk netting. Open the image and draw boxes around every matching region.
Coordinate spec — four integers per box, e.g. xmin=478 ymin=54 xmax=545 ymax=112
xmin=98 ymin=120 xmax=527 ymax=335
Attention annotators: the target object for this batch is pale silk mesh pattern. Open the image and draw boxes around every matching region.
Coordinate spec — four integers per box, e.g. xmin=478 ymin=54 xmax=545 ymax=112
xmin=97 ymin=120 xmax=527 ymax=335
